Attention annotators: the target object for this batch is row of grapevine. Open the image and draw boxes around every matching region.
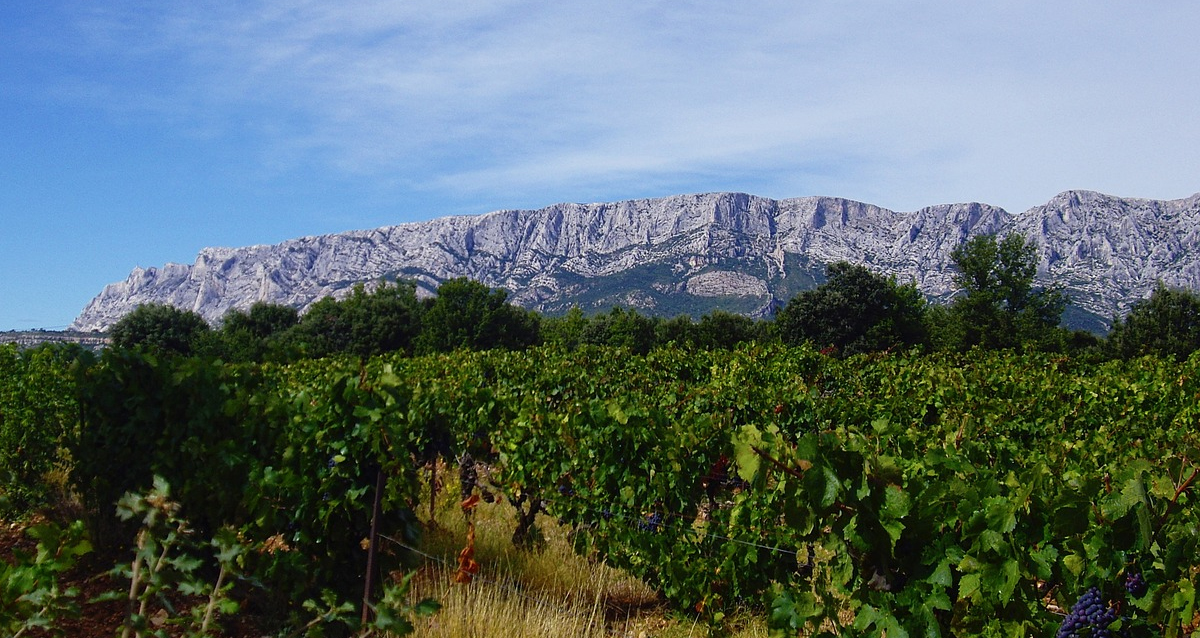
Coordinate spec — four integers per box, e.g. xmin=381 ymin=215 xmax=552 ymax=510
xmin=0 ymin=343 xmax=87 ymax=515
xmin=2 ymin=343 xmax=1197 ymax=636
xmin=384 ymin=346 xmax=1199 ymax=637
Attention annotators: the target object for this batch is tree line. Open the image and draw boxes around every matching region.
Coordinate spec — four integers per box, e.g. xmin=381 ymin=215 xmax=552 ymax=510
xmin=106 ymin=232 xmax=1200 ymax=362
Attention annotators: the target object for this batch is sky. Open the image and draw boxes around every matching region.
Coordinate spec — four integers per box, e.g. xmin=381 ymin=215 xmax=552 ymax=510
xmin=2 ymin=1 xmax=1199 ymax=331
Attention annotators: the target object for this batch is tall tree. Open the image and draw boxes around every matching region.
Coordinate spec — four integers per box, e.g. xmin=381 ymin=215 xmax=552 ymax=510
xmin=205 ymin=302 xmax=300 ymax=362
xmin=282 ymin=295 xmax=352 ymax=358
xmin=282 ymin=280 xmax=423 ymax=359
xmin=1107 ymin=284 xmax=1200 ymax=360
xmin=343 ymin=280 xmax=424 ymax=357
xmin=695 ymin=310 xmax=765 ymax=349
xmin=223 ymin=302 xmax=299 ymax=339
xmin=773 ymin=262 xmax=927 ymax=355
xmin=655 ymin=314 xmax=698 ymax=348
xmin=580 ymin=307 xmax=659 ymax=355
xmin=944 ymin=233 xmax=1066 ymax=351
xmin=541 ymin=307 xmax=590 ymax=350
xmin=416 ymin=278 xmax=539 ymax=353
xmin=108 ymin=303 xmax=211 ymax=356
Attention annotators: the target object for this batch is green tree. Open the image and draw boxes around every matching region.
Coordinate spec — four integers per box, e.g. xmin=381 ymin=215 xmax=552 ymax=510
xmin=1107 ymin=283 xmax=1200 ymax=360
xmin=203 ymin=302 xmax=299 ymax=362
xmin=943 ymin=233 xmax=1066 ymax=351
xmin=342 ymin=280 xmax=424 ymax=357
xmin=773 ymin=262 xmax=927 ymax=355
xmin=223 ymin=301 xmax=299 ymax=338
xmin=283 ymin=281 xmax=423 ymax=359
xmin=280 ymin=295 xmax=350 ymax=358
xmin=541 ymin=307 xmax=590 ymax=350
xmin=695 ymin=310 xmax=765 ymax=349
xmin=580 ymin=307 xmax=659 ymax=354
xmin=108 ymin=303 xmax=211 ymax=356
xmin=415 ymin=278 xmax=539 ymax=353
xmin=655 ymin=314 xmax=698 ymax=348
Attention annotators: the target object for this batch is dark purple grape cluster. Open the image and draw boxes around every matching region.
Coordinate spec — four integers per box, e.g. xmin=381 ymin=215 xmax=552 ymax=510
xmin=637 ymin=511 xmax=664 ymax=533
xmin=1124 ymin=571 xmax=1147 ymax=597
xmin=1057 ymin=587 xmax=1127 ymax=638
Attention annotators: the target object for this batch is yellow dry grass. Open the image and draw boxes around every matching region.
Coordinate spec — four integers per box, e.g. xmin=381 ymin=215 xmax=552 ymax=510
xmin=398 ymin=468 xmax=771 ymax=638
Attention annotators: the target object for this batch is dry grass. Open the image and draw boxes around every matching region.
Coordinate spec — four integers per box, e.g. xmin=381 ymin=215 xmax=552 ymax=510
xmin=407 ymin=561 xmax=609 ymax=638
xmin=398 ymin=467 xmax=771 ymax=638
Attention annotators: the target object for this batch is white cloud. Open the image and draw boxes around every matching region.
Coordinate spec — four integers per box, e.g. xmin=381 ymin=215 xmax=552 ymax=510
xmin=52 ymin=1 xmax=1200 ymax=213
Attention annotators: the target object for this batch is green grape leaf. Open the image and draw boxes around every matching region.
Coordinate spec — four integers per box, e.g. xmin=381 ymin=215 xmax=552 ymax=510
xmin=1063 ymin=553 xmax=1086 ymax=576
xmin=882 ymin=485 xmax=911 ymax=520
xmin=984 ymin=497 xmax=1017 ymax=534
xmin=958 ymin=573 xmax=981 ymax=601
xmin=733 ymin=425 xmax=764 ymax=482
xmin=927 ymin=559 xmax=953 ymax=587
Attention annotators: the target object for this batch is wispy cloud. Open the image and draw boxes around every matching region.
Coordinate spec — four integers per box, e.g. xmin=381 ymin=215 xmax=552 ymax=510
xmin=4 ymin=1 xmax=1200 ymax=329
xmin=48 ymin=1 xmax=1200 ymax=213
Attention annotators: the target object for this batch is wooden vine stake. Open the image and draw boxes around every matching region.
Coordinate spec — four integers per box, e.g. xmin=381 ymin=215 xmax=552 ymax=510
xmin=360 ymin=466 xmax=385 ymax=626
xmin=429 ymin=461 xmax=437 ymax=526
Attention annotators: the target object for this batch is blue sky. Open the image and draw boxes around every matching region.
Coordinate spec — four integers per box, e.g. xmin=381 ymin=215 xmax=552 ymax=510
xmin=2 ymin=1 xmax=1198 ymax=330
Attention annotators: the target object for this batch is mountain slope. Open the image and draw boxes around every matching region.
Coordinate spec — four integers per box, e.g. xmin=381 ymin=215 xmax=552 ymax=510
xmin=71 ymin=190 xmax=1200 ymax=331
xmin=1012 ymin=190 xmax=1200 ymax=321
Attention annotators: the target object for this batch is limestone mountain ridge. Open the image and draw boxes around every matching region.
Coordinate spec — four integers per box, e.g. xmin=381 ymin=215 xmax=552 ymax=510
xmin=71 ymin=190 xmax=1200 ymax=332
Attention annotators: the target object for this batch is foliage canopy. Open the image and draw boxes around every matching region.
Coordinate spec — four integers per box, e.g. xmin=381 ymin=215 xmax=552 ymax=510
xmin=108 ymin=303 xmax=210 ymax=356
xmin=1107 ymin=283 xmax=1200 ymax=360
xmin=943 ymin=233 xmax=1067 ymax=350
xmin=773 ymin=261 xmax=927 ymax=355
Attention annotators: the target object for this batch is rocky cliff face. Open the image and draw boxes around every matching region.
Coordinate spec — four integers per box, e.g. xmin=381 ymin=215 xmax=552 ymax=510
xmin=71 ymin=190 xmax=1200 ymax=332
xmin=1010 ymin=190 xmax=1200 ymax=321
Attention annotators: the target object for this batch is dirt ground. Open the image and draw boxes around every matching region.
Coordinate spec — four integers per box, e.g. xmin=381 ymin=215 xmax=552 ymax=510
xmin=1 ymin=521 xmax=262 ymax=638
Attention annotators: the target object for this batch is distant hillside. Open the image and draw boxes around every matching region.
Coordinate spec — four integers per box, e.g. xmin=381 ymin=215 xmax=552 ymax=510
xmin=1 ymin=330 xmax=110 ymax=351
xmin=72 ymin=190 xmax=1200 ymax=332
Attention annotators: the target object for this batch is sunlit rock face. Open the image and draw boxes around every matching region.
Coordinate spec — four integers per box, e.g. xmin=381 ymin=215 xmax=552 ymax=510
xmin=71 ymin=190 xmax=1200 ymax=331
xmin=1011 ymin=190 xmax=1200 ymax=322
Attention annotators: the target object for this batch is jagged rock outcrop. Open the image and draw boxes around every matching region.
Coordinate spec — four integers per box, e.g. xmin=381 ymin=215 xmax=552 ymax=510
xmin=1011 ymin=190 xmax=1200 ymax=321
xmin=72 ymin=190 xmax=1200 ymax=332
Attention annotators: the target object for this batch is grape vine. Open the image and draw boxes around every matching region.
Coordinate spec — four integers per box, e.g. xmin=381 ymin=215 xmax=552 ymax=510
xmin=2 ymin=343 xmax=1198 ymax=636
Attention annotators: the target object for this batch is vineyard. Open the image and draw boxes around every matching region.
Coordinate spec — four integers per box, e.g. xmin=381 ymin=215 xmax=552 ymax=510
xmin=1 ymin=341 xmax=1198 ymax=636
